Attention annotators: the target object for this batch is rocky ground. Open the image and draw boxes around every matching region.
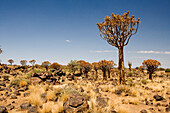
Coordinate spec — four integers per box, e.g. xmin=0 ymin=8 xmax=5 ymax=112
xmin=0 ymin=64 xmax=170 ymax=113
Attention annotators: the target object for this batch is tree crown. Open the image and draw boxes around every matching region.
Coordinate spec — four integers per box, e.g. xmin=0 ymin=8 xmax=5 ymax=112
xmin=97 ymin=11 xmax=140 ymax=47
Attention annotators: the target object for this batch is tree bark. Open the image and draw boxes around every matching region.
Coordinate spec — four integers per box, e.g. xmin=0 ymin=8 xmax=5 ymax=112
xmin=103 ymin=70 xmax=107 ymax=80
xmin=95 ymin=70 xmax=98 ymax=80
xmin=108 ymin=69 xmax=110 ymax=78
xmin=118 ymin=46 xmax=125 ymax=84
xmin=149 ymin=73 xmax=152 ymax=80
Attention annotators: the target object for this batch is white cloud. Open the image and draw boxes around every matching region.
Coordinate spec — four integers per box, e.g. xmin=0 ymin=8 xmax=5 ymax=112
xmin=137 ymin=50 xmax=170 ymax=54
xmin=89 ymin=50 xmax=114 ymax=53
xmin=66 ymin=40 xmax=70 ymax=43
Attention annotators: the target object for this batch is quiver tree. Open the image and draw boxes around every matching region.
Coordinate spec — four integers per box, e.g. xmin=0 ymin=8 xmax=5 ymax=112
xmin=107 ymin=60 xmax=116 ymax=78
xmin=97 ymin=11 xmax=140 ymax=84
xmin=142 ymin=59 xmax=161 ymax=80
xmin=20 ymin=60 xmax=27 ymax=66
xmin=8 ymin=59 xmax=14 ymax=65
xmin=42 ymin=61 xmax=51 ymax=71
xmin=50 ymin=62 xmax=61 ymax=70
xmin=92 ymin=62 xmax=99 ymax=80
xmin=128 ymin=61 xmax=132 ymax=71
xmin=67 ymin=60 xmax=79 ymax=75
xmin=77 ymin=60 xmax=86 ymax=74
xmin=29 ymin=60 xmax=36 ymax=69
xmin=82 ymin=61 xmax=92 ymax=78
xmin=98 ymin=60 xmax=109 ymax=80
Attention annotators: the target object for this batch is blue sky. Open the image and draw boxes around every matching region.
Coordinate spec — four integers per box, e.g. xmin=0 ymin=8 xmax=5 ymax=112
xmin=0 ymin=0 xmax=170 ymax=68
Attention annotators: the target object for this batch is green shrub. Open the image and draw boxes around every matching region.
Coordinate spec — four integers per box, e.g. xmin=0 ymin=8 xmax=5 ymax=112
xmin=11 ymin=78 xmax=30 ymax=86
xmin=141 ymin=79 xmax=148 ymax=84
xmin=165 ymin=68 xmax=170 ymax=72
xmin=128 ymin=72 xmax=132 ymax=76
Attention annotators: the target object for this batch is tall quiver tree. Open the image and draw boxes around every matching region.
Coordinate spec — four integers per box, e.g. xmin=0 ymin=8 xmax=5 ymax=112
xmin=97 ymin=11 xmax=140 ymax=84
xmin=29 ymin=60 xmax=36 ymax=69
xmin=92 ymin=62 xmax=99 ymax=80
xmin=8 ymin=59 xmax=14 ymax=65
xmin=142 ymin=59 xmax=161 ymax=80
xmin=20 ymin=60 xmax=27 ymax=66
xmin=128 ymin=61 xmax=132 ymax=71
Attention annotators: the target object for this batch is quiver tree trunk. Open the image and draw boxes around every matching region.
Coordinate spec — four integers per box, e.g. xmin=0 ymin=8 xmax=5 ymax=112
xmin=118 ymin=47 xmax=125 ymax=84
xmin=95 ymin=70 xmax=98 ymax=80
xmin=108 ymin=69 xmax=110 ymax=78
xmin=149 ymin=73 xmax=153 ymax=80
xmin=103 ymin=70 xmax=107 ymax=80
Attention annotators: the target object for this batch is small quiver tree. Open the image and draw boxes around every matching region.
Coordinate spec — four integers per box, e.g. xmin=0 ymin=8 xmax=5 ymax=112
xmin=50 ymin=62 xmax=61 ymax=70
xmin=42 ymin=61 xmax=51 ymax=71
xmin=98 ymin=60 xmax=109 ymax=80
xmin=128 ymin=61 xmax=132 ymax=71
xmin=82 ymin=61 xmax=92 ymax=78
xmin=20 ymin=60 xmax=27 ymax=66
xmin=8 ymin=59 xmax=14 ymax=65
xmin=29 ymin=60 xmax=36 ymax=69
xmin=92 ymin=62 xmax=99 ymax=80
xmin=142 ymin=59 xmax=161 ymax=80
xmin=67 ymin=60 xmax=79 ymax=75
xmin=97 ymin=11 xmax=140 ymax=84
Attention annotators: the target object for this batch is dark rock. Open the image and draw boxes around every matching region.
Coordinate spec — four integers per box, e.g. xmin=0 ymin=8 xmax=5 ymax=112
xmin=20 ymin=103 xmax=31 ymax=110
xmin=115 ymin=90 xmax=122 ymax=95
xmin=153 ymin=95 xmax=164 ymax=101
xmin=0 ymin=81 xmax=6 ymax=87
xmin=6 ymin=104 xmax=15 ymax=110
xmin=79 ymin=87 xmax=84 ymax=92
xmin=140 ymin=109 xmax=147 ymax=113
xmin=41 ymin=93 xmax=47 ymax=99
xmin=155 ymin=103 xmax=161 ymax=106
xmin=0 ymin=97 xmax=5 ymax=101
xmin=0 ymin=87 xmax=5 ymax=91
xmin=24 ymin=92 xmax=30 ymax=97
xmin=28 ymin=106 xmax=38 ymax=113
xmin=110 ymin=109 xmax=117 ymax=113
xmin=12 ymin=101 xmax=15 ymax=103
xmin=149 ymin=108 xmax=154 ymax=111
xmin=13 ymin=91 xmax=21 ymax=96
xmin=162 ymin=103 xmax=168 ymax=107
xmin=145 ymin=87 xmax=149 ymax=90
xmin=63 ymin=94 xmax=89 ymax=113
xmin=22 ymin=86 xmax=28 ymax=91
xmin=10 ymin=95 xmax=17 ymax=99
xmin=0 ymin=106 xmax=8 ymax=113
xmin=165 ymin=107 xmax=170 ymax=112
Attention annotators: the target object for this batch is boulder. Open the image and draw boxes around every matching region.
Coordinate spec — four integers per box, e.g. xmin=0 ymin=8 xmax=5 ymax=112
xmin=30 ymin=77 xmax=42 ymax=84
xmin=63 ymin=94 xmax=89 ymax=113
xmin=20 ymin=103 xmax=31 ymax=110
xmin=0 ymin=106 xmax=8 ymax=113
xmin=153 ymin=95 xmax=164 ymax=101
